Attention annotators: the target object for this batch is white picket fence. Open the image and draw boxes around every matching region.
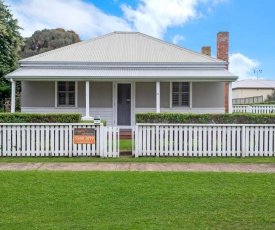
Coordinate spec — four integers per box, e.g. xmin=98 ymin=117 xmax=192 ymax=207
xmin=134 ymin=124 xmax=275 ymax=157
xmin=0 ymin=124 xmax=119 ymax=157
xmin=233 ymin=105 xmax=275 ymax=114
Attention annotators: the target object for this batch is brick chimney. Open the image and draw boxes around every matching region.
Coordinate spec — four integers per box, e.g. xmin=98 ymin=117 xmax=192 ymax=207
xmin=202 ymin=46 xmax=211 ymax=56
xmin=217 ymin=32 xmax=229 ymax=112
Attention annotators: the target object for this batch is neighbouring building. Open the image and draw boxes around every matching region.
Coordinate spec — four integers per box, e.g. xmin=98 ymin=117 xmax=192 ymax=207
xmin=232 ymin=79 xmax=275 ymax=104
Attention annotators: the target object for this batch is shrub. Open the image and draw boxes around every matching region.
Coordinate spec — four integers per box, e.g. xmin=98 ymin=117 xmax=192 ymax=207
xmin=135 ymin=113 xmax=275 ymax=124
xmin=0 ymin=113 xmax=82 ymax=123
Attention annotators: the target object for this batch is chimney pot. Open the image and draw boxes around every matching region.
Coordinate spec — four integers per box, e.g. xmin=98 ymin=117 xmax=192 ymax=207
xmin=202 ymin=46 xmax=211 ymax=56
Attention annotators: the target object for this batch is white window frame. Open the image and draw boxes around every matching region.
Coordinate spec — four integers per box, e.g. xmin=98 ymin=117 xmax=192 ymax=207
xmin=170 ymin=82 xmax=192 ymax=108
xmin=55 ymin=81 xmax=78 ymax=108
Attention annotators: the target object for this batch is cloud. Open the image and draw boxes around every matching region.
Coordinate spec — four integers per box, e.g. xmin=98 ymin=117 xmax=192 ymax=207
xmin=121 ymin=0 xmax=199 ymax=38
xmin=229 ymin=53 xmax=260 ymax=80
xmin=6 ymin=0 xmax=132 ymax=39
xmin=172 ymin=34 xmax=185 ymax=44
xmin=6 ymin=0 xmax=228 ymax=40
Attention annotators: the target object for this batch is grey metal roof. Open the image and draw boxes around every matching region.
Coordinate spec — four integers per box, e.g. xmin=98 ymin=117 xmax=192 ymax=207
xmin=233 ymin=79 xmax=275 ymax=89
xmin=20 ymin=32 xmax=224 ymax=63
xmin=6 ymin=67 xmax=237 ymax=81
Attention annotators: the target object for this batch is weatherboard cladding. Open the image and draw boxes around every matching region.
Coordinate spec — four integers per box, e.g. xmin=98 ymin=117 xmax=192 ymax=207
xmin=20 ymin=32 xmax=224 ymax=63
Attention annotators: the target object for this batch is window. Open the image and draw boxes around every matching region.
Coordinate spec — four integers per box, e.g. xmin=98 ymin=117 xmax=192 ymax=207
xmin=172 ymin=82 xmax=190 ymax=106
xmin=57 ymin=82 xmax=75 ymax=107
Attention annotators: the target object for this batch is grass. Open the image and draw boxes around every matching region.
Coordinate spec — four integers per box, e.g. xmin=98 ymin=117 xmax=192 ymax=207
xmin=120 ymin=139 xmax=132 ymax=150
xmin=0 ymin=171 xmax=274 ymax=229
xmin=1 ymin=156 xmax=275 ymax=163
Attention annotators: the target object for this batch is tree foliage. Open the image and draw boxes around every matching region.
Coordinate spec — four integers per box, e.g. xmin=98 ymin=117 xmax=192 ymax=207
xmin=265 ymin=91 xmax=275 ymax=102
xmin=0 ymin=0 xmax=23 ymax=108
xmin=19 ymin=28 xmax=81 ymax=59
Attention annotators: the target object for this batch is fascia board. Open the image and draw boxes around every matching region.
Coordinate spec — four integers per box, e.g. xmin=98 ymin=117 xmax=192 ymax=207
xmin=6 ymin=75 xmax=238 ymax=82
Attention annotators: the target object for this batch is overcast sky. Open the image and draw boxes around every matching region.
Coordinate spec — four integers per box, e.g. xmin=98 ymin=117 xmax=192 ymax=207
xmin=5 ymin=0 xmax=275 ymax=80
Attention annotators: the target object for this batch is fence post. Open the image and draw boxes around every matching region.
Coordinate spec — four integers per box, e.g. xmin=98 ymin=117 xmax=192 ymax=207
xmin=248 ymin=106 xmax=252 ymax=113
xmin=69 ymin=124 xmax=73 ymax=157
xmin=241 ymin=125 xmax=246 ymax=157
xmin=134 ymin=125 xmax=139 ymax=158
xmin=98 ymin=124 xmax=104 ymax=157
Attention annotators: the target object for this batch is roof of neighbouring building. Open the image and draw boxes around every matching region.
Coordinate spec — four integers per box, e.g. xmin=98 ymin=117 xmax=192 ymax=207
xmin=233 ymin=79 xmax=275 ymax=89
xmin=20 ymin=31 xmax=224 ymax=63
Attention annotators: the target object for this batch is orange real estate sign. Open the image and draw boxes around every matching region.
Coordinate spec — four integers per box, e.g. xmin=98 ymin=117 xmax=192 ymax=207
xmin=74 ymin=128 xmax=95 ymax=144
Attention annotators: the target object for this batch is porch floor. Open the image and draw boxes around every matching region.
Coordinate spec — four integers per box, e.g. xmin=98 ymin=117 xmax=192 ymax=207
xmin=119 ymin=129 xmax=132 ymax=139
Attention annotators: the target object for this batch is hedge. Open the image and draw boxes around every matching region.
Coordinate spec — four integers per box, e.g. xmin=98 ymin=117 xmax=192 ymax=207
xmin=136 ymin=113 xmax=275 ymax=124
xmin=0 ymin=113 xmax=82 ymax=123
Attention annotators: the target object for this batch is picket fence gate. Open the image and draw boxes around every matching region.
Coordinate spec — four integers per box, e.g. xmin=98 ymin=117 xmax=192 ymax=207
xmin=0 ymin=123 xmax=119 ymax=157
xmin=134 ymin=124 xmax=275 ymax=157
xmin=233 ymin=105 xmax=275 ymax=114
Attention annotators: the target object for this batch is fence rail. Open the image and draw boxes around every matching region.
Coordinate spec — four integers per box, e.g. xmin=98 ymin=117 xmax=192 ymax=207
xmin=134 ymin=124 xmax=275 ymax=157
xmin=233 ymin=105 xmax=275 ymax=114
xmin=232 ymin=96 xmax=263 ymax=105
xmin=0 ymin=123 xmax=119 ymax=157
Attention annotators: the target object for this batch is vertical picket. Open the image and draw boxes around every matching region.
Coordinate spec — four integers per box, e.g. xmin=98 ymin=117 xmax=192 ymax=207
xmin=17 ymin=125 xmax=21 ymax=156
xmin=156 ymin=125 xmax=159 ymax=157
xmin=197 ymin=126 xmax=202 ymax=157
xmin=259 ymin=127 xmax=264 ymax=156
xmin=164 ymin=126 xmax=169 ymax=156
xmin=174 ymin=126 xmax=178 ymax=156
xmin=231 ymin=126 xmax=236 ymax=157
xmin=207 ymin=127 xmax=212 ymax=157
xmin=183 ymin=126 xmax=188 ymax=156
xmin=178 ymin=126 xmax=183 ymax=157
xmin=249 ymin=127 xmax=254 ymax=156
xmin=169 ymin=126 xmax=173 ymax=156
xmin=151 ymin=126 xmax=155 ymax=156
xmin=212 ymin=127 xmax=216 ymax=157
xmin=203 ymin=126 xmax=207 ymax=156
xmin=255 ymin=127 xmax=259 ymax=156
xmin=227 ymin=127 xmax=231 ymax=156
xmin=192 ymin=126 xmax=197 ymax=157
xmin=0 ymin=126 xmax=2 ymax=156
xmin=147 ymin=126 xmax=151 ymax=156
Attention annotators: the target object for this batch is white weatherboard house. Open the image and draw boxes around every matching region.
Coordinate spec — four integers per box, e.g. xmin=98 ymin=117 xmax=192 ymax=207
xmin=6 ymin=32 xmax=237 ymax=127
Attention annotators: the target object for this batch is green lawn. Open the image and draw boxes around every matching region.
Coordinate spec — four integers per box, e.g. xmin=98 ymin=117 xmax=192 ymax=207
xmin=1 ymin=156 xmax=275 ymax=163
xmin=0 ymin=171 xmax=274 ymax=229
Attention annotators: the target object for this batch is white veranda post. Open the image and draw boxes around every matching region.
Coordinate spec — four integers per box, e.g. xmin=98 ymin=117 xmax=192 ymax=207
xmin=83 ymin=80 xmax=92 ymax=120
xmin=156 ymin=81 xmax=160 ymax=113
xmin=11 ymin=79 xmax=16 ymax=113
xmin=228 ymin=82 xmax=232 ymax=113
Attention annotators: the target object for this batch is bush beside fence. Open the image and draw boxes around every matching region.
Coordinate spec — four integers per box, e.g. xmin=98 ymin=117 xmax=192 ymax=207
xmin=0 ymin=113 xmax=82 ymax=123
xmin=136 ymin=113 xmax=275 ymax=124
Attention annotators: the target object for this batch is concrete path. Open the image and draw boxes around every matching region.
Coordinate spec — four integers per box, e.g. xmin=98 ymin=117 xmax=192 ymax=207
xmin=0 ymin=162 xmax=275 ymax=173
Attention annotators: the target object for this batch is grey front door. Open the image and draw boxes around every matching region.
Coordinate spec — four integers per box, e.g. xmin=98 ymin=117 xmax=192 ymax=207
xmin=117 ymin=84 xmax=131 ymax=126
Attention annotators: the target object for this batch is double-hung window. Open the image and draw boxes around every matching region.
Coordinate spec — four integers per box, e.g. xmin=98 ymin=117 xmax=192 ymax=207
xmin=172 ymin=82 xmax=190 ymax=107
xmin=57 ymin=82 xmax=75 ymax=107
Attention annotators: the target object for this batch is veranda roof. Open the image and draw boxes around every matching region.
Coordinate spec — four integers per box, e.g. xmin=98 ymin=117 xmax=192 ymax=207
xmin=6 ymin=67 xmax=237 ymax=81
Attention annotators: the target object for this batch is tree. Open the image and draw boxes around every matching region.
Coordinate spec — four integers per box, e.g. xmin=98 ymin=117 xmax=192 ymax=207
xmin=265 ymin=91 xmax=275 ymax=102
xmin=0 ymin=0 xmax=23 ymax=110
xmin=19 ymin=28 xmax=81 ymax=59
